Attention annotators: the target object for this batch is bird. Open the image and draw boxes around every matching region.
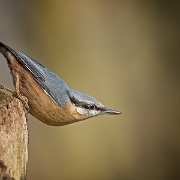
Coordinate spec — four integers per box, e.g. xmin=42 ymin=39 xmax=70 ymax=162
xmin=0 ymin=42 xmax=121 ymax=126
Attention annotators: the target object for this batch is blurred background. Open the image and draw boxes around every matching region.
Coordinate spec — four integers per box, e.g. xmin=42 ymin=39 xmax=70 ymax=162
xmin=0 ymin=1 xmax=180 ymax=180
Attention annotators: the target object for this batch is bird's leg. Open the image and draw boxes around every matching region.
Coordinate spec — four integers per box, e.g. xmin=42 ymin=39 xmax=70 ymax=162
xmin=0 ymin=72 xmax=30 ymax=114
xmin=13 ymin=72 xmax=30 ymax=114
xmin=0 ymin=85 xmax=14 ymax=94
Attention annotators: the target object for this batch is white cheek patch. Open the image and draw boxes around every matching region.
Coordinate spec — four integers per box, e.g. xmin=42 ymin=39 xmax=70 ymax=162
xmin=76 ymin=107 xmax=87 ymax=115
xmin=89 ymin=110 xmax=99 ymax=116
xmin=75 ymin=107 xmax=100 ymax=117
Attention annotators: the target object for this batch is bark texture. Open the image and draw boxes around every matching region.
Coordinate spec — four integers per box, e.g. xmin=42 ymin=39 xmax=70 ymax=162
xmin=0 ymin=91 xmax=28 ymax=180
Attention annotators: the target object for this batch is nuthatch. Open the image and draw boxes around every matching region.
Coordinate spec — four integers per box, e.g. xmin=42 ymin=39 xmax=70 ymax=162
xmin=0 ymin=42 xmax=121 ymax=126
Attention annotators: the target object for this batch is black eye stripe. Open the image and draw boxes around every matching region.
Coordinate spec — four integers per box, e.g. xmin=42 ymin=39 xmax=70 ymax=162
xmin=88 ymin=104 xmax=95 ymax=110
xmin=70 ymin=96 xmax=101 ymax=111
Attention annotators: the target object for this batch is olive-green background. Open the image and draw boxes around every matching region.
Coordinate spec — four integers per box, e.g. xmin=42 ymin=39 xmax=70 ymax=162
xmin=0 ymin=1 xmax=180 ymax=180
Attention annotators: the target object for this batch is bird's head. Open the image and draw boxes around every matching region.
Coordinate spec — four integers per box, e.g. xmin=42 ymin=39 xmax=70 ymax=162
xmin=68 ymin=89 xmax=121 ymax=120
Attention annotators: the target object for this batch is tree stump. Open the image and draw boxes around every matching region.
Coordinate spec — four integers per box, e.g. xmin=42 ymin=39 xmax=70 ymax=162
xmin=0 ymin=91 xmax=28 ymax=180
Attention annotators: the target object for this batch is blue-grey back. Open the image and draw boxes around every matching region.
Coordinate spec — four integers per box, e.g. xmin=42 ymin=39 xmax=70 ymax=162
xmin=9 ymin=50 xmax=71 ymax=108
xmin=0 ymin=42 xmax=103 ymax=109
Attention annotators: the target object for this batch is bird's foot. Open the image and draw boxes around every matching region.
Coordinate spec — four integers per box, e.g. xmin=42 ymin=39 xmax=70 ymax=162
xmin=0 ymin=85 xmax=30 ymax=114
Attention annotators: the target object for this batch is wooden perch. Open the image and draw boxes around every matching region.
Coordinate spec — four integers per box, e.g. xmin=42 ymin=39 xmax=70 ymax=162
xmin=0 ymin=91 xmax=28 ymax=180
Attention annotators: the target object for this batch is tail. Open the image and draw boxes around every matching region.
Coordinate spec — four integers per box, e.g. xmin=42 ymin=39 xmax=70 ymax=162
xmin=0 ymin=42 xmax=8 ymax=58
xmin=0 ymin=42 xmax=21 ymax=65
xmin=0 ymin=42 xmax=15 ymax=60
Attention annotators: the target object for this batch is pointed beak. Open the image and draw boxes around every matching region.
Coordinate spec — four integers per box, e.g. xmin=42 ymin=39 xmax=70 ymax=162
xmin=100 ymin=108 xmax=122 ymax=115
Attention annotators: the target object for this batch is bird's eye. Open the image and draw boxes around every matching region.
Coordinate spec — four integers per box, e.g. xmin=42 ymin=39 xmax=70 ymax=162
xmin=89 ymin=105 xmax=96 ymax=110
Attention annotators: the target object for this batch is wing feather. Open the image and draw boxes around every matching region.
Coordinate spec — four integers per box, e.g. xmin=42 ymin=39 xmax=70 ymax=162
xmin=0 ymin=42 xmax=70 ymax=108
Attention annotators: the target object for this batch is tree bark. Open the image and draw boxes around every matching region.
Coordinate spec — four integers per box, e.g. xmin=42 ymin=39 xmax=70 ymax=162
xmin=0 ymin=91 xmax=28 ymax=180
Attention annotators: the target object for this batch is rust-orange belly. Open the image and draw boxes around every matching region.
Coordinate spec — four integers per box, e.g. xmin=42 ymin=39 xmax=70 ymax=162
xmin=7 ymin=55 xmax=84 ymax=126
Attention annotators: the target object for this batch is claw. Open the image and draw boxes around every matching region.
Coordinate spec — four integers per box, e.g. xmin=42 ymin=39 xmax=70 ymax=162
xmin=0 ymin=85 xmax=14 ymax=94
xmin=0 ymin=84 xmax=30 ymax=114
